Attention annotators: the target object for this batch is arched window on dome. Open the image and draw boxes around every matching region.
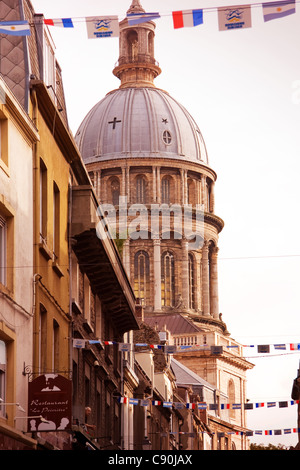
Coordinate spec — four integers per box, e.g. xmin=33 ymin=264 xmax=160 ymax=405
xmin=110 ymin=177 xmax=120 ymax=206
xmin=148 ymin=31 xmax=154 ymax=59
xmin=161 ymin=177 xmax=170 ymax=204
xmin=187 ymin=179 xmax=196 ymax=206
xmin=188 ymin=253 xmax=195 ymax=310
xmin=161 ymin=251 xmax=175 ymax=307
xmin=136 ymin=176 xmax=147 ymax=204
xmin=134 ymin=251 xmax=150 ymax=305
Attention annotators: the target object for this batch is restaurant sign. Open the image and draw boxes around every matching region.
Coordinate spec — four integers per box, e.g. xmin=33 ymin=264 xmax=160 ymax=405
xmin=28 ymin=374 xmax=72 ymax=432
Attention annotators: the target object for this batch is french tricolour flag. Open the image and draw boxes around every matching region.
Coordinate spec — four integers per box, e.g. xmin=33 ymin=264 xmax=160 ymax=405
xmin=44 ymin=18 xmax=74 ymax=28
xmin=172 ymin=9 xmax=203 ymax=29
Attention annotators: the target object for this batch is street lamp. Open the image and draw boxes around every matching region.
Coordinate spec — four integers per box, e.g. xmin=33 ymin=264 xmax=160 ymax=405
xmin=14 ymin=415 xmax=50 ymax=423
xmin=0 ymin=399 xmax=26 ymax=412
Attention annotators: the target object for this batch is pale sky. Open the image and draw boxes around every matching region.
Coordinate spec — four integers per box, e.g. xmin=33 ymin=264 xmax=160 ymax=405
xmin=31 ymin=0 xmax=300 ymax=448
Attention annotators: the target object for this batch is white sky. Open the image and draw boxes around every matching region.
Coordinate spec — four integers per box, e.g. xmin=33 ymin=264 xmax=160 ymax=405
xmin=31 ymin=0 xmax=300 ymax=448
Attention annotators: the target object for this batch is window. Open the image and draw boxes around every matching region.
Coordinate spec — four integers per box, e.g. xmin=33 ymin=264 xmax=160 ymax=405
xmin=0 ymin=340 xmax=6 ymax=417
xmin=53 ymin=182 xmax=60 ymax=260
xmin=162 ymin=130 xmax=172 ymax=145
xmin=84 ymin=362 xmax=91 ymax=407
xmin=161 ymin=251 xmax=175 ymax=307
xmin=136 ymin=176 xmax=147 ymax=204
xmin=0 ymin=216 xmax=6 ymax=286
xmin=44 ymin=32 xmax=56 ymax=98
xmin=39 ymin=304 xmax=47 ymax=373
xmin=134 ymin=250 xmax=150 ymax=305
xmin=39 ymin=159 xmax=47 ymax=241
xmin=188 ymin=254 xmax=195 ymax=309
xmin=187 ymin=179 xmax=195 ymax=205
xmin=0 ymin=200 xmax=14 ymax=291
xmin=52 ymin=319 xmax=59 ymax=372
xmin=0 ymin=117 xmax=8 ymax=170
xmin=110 ymin=178 xmax=120 ymax=206
xmin=161 ymin=177 xmax=170 ymax=204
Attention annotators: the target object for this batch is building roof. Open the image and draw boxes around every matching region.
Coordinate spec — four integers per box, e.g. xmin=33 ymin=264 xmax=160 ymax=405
xmin=145 ymin=313 xmax=203 ymax=335
xmin=171 ymin=358 xmax=215 ymax=391
xmin=75 ymin=0 xmax=209 ymax=168
xmin=75 ymin=87 xmax=209 ymax=166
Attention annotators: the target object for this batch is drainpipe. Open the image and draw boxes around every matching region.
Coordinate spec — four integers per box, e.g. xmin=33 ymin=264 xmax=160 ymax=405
xmin=68 ymin=181 xmax=73 ymax=382
xmin=31 ymin=86 xmax=40 ymax=371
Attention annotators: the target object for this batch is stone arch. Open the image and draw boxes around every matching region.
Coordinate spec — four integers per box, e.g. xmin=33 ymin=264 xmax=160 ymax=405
xmin=147 ymin=30 xmax=154 ymax=57
xmin=187 ymin=178 xmax=196 ymax=206
xmin=127 ymin=30 xmax=138 ymax=62
xmin=161 ymin=249 xmax=176 ymax=308
xmin=135 ymin=174 xmax=148 ymax=204
xmin=133 ymin=249 xmax=150 ymax=305
xmin=161 ymin=175 xmax=175 ymax=204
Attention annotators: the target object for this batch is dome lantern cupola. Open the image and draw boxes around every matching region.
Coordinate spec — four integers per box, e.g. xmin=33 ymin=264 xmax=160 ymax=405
xmin=113 ymin=0 xmax=161 ymax=88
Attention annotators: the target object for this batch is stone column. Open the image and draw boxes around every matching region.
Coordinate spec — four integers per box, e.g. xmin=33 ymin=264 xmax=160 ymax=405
xmin=123 ymin=239 xmax=130 ymax=278
xmin=153 ymin=238 xmax=161 ymax=311
xmin=180 ymin=169 xmax=184 ymax=205
xmin=181 ymin=239 xmax=189 ymax=309
xmin=197 ymin=179 xmax=201 ymax=205
xmin=122 ymin=167 xmax=126 ymax=197
xmin=201 ymin=175 xmax=207 ymax=211
xmin=202 ymin=241 xmax=210 ymax=316
xmin=156 ymin=167 xmax=161 ymax=204
xmin=97 ymin=170 xmax=101 ymax=202
xmin=209 ymin=181 xmax=215 ymax=213
xmin=210 ymin=246 xmax=219 ymax=319
xmin=126 ymin=166 xmax=130 ymax=203
xmin=152 ymin=167 xmax=156 ymax=203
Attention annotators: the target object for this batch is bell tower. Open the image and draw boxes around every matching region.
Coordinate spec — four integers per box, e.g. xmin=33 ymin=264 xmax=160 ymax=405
xmin=113 ymin=0 xmax=161 ymax=88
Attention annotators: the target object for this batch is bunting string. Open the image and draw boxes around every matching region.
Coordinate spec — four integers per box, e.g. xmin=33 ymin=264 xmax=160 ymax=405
xmin=104 ymin=427 xmax=300 ymax=437
xmin=115 ymin=395 xmax=299 ymax=411
xmin=73 ymin=337 xmax=300 ymax=355
xmin=1 ymin=0 xmax=296 ymax=38
xmin=39 ymin=0 xmax=297 ymax=36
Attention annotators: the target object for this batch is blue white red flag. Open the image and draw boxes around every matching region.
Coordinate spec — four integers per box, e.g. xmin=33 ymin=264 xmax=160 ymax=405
xmin=44 ymin=18 xmax=74 ymax=27
xmin=172 ymin=9 xmax=203 ymax=29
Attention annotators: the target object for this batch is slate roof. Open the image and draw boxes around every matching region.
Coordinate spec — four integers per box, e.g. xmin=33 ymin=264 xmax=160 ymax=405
xmin=171 ymin=358 xmax=215 ymax=392
xmin=145 ymin=314 xmax=203 ymax=335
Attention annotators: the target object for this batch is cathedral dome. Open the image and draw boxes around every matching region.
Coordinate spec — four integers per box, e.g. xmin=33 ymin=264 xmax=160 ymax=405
xmin=75 ymin=86 xmax=209 ymax=165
